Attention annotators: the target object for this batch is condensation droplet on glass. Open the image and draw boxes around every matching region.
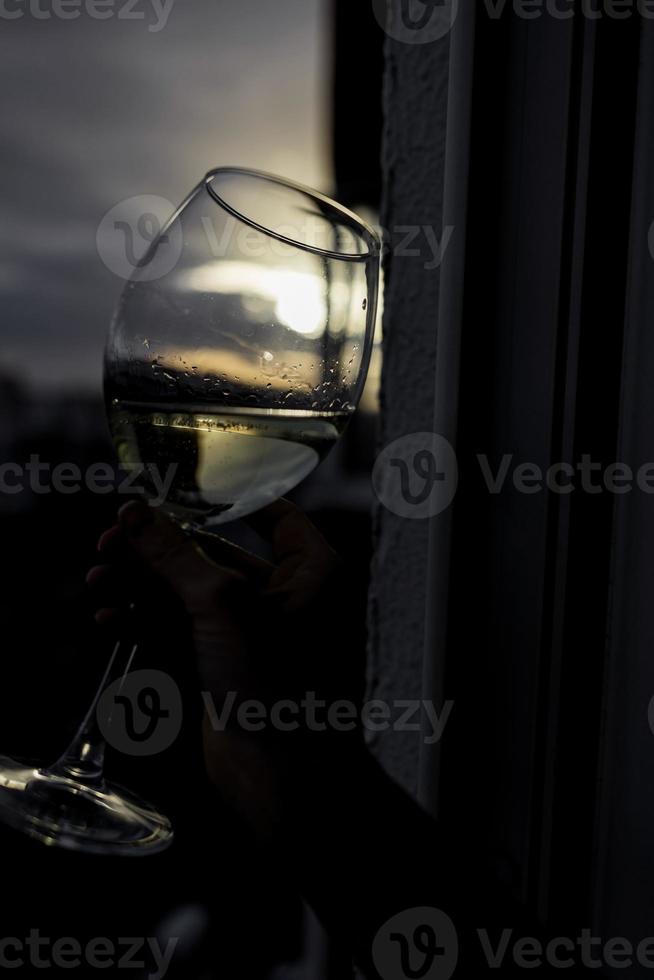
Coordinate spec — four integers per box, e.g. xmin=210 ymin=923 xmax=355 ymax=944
xmin=262 ymin=351 xmax=274 ymax=362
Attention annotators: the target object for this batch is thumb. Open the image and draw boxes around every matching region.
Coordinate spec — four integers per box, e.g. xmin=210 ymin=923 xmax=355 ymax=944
xmin=118 ymin=501 xmax=247 ymax=618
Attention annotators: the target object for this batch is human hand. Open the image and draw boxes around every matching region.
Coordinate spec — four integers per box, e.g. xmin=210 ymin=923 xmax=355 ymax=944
xmin=87 ymin=499 xmax=364 ymax=839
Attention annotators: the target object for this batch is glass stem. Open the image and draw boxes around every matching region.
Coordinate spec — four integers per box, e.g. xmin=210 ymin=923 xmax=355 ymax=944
xmin=45 ymin=640 xmax=138 ymax=785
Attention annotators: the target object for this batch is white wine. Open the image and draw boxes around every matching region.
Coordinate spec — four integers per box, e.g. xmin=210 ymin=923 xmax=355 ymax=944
xmin=108 ymin=400 xmax=348 ymax=529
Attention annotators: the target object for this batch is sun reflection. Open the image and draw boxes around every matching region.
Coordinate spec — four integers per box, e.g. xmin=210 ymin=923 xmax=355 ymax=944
xmin=180 ymin=261 xmax=334 ymax=337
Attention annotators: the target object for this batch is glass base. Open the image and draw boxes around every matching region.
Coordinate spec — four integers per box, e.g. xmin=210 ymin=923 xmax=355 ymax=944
xmin=0 ymin=756 xmax=173 ymax=856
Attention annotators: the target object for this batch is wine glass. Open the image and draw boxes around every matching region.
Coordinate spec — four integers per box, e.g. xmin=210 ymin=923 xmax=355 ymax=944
xmin=0 ymin=167 xmax=380 ymax=855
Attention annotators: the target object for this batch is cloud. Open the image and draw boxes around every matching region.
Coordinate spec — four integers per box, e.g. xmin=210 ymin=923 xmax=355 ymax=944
xmin=0 ymin=0 xmax=330 ymax=392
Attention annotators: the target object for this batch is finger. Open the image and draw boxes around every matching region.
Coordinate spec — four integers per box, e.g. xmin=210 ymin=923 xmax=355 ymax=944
xmin=190 ymin=529 xmax=274 ymax=586
xmin=246 ymin=499 xmax=336 ymax=566
xmin=118 ymin=501 xmax=248 ymax=617
xmin=98 ymin=523 xmax=143 ymax=569
xmin=246 ymin=500 xmax=340 ymax=610
xmin=100 ymin=518 xmax=273 ymax=586
xmin=97 ymin=524 xmax=122 ymax=555
xmin=244 ymin=498 xmax=299 ymax=541
xmin=94 ymin=606 xmax=125 ymax=627
xmin=86 ymin=564 xmax=111 ymax=589
xmin=86 ymin=564 xmax=133 ymax=611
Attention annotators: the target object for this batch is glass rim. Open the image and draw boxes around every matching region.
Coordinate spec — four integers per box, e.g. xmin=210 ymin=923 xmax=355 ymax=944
xmin=204 ymin=166 xmax=380 ymax=262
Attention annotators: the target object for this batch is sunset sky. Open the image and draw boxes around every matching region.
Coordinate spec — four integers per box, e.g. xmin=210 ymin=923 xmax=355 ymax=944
xmin=0 ymin=0 xmax=331 ymax=392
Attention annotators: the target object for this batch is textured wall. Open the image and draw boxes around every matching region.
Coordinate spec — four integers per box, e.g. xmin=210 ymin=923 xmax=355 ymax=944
xmin=366 ymin=19 xmax=450 ymax=795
